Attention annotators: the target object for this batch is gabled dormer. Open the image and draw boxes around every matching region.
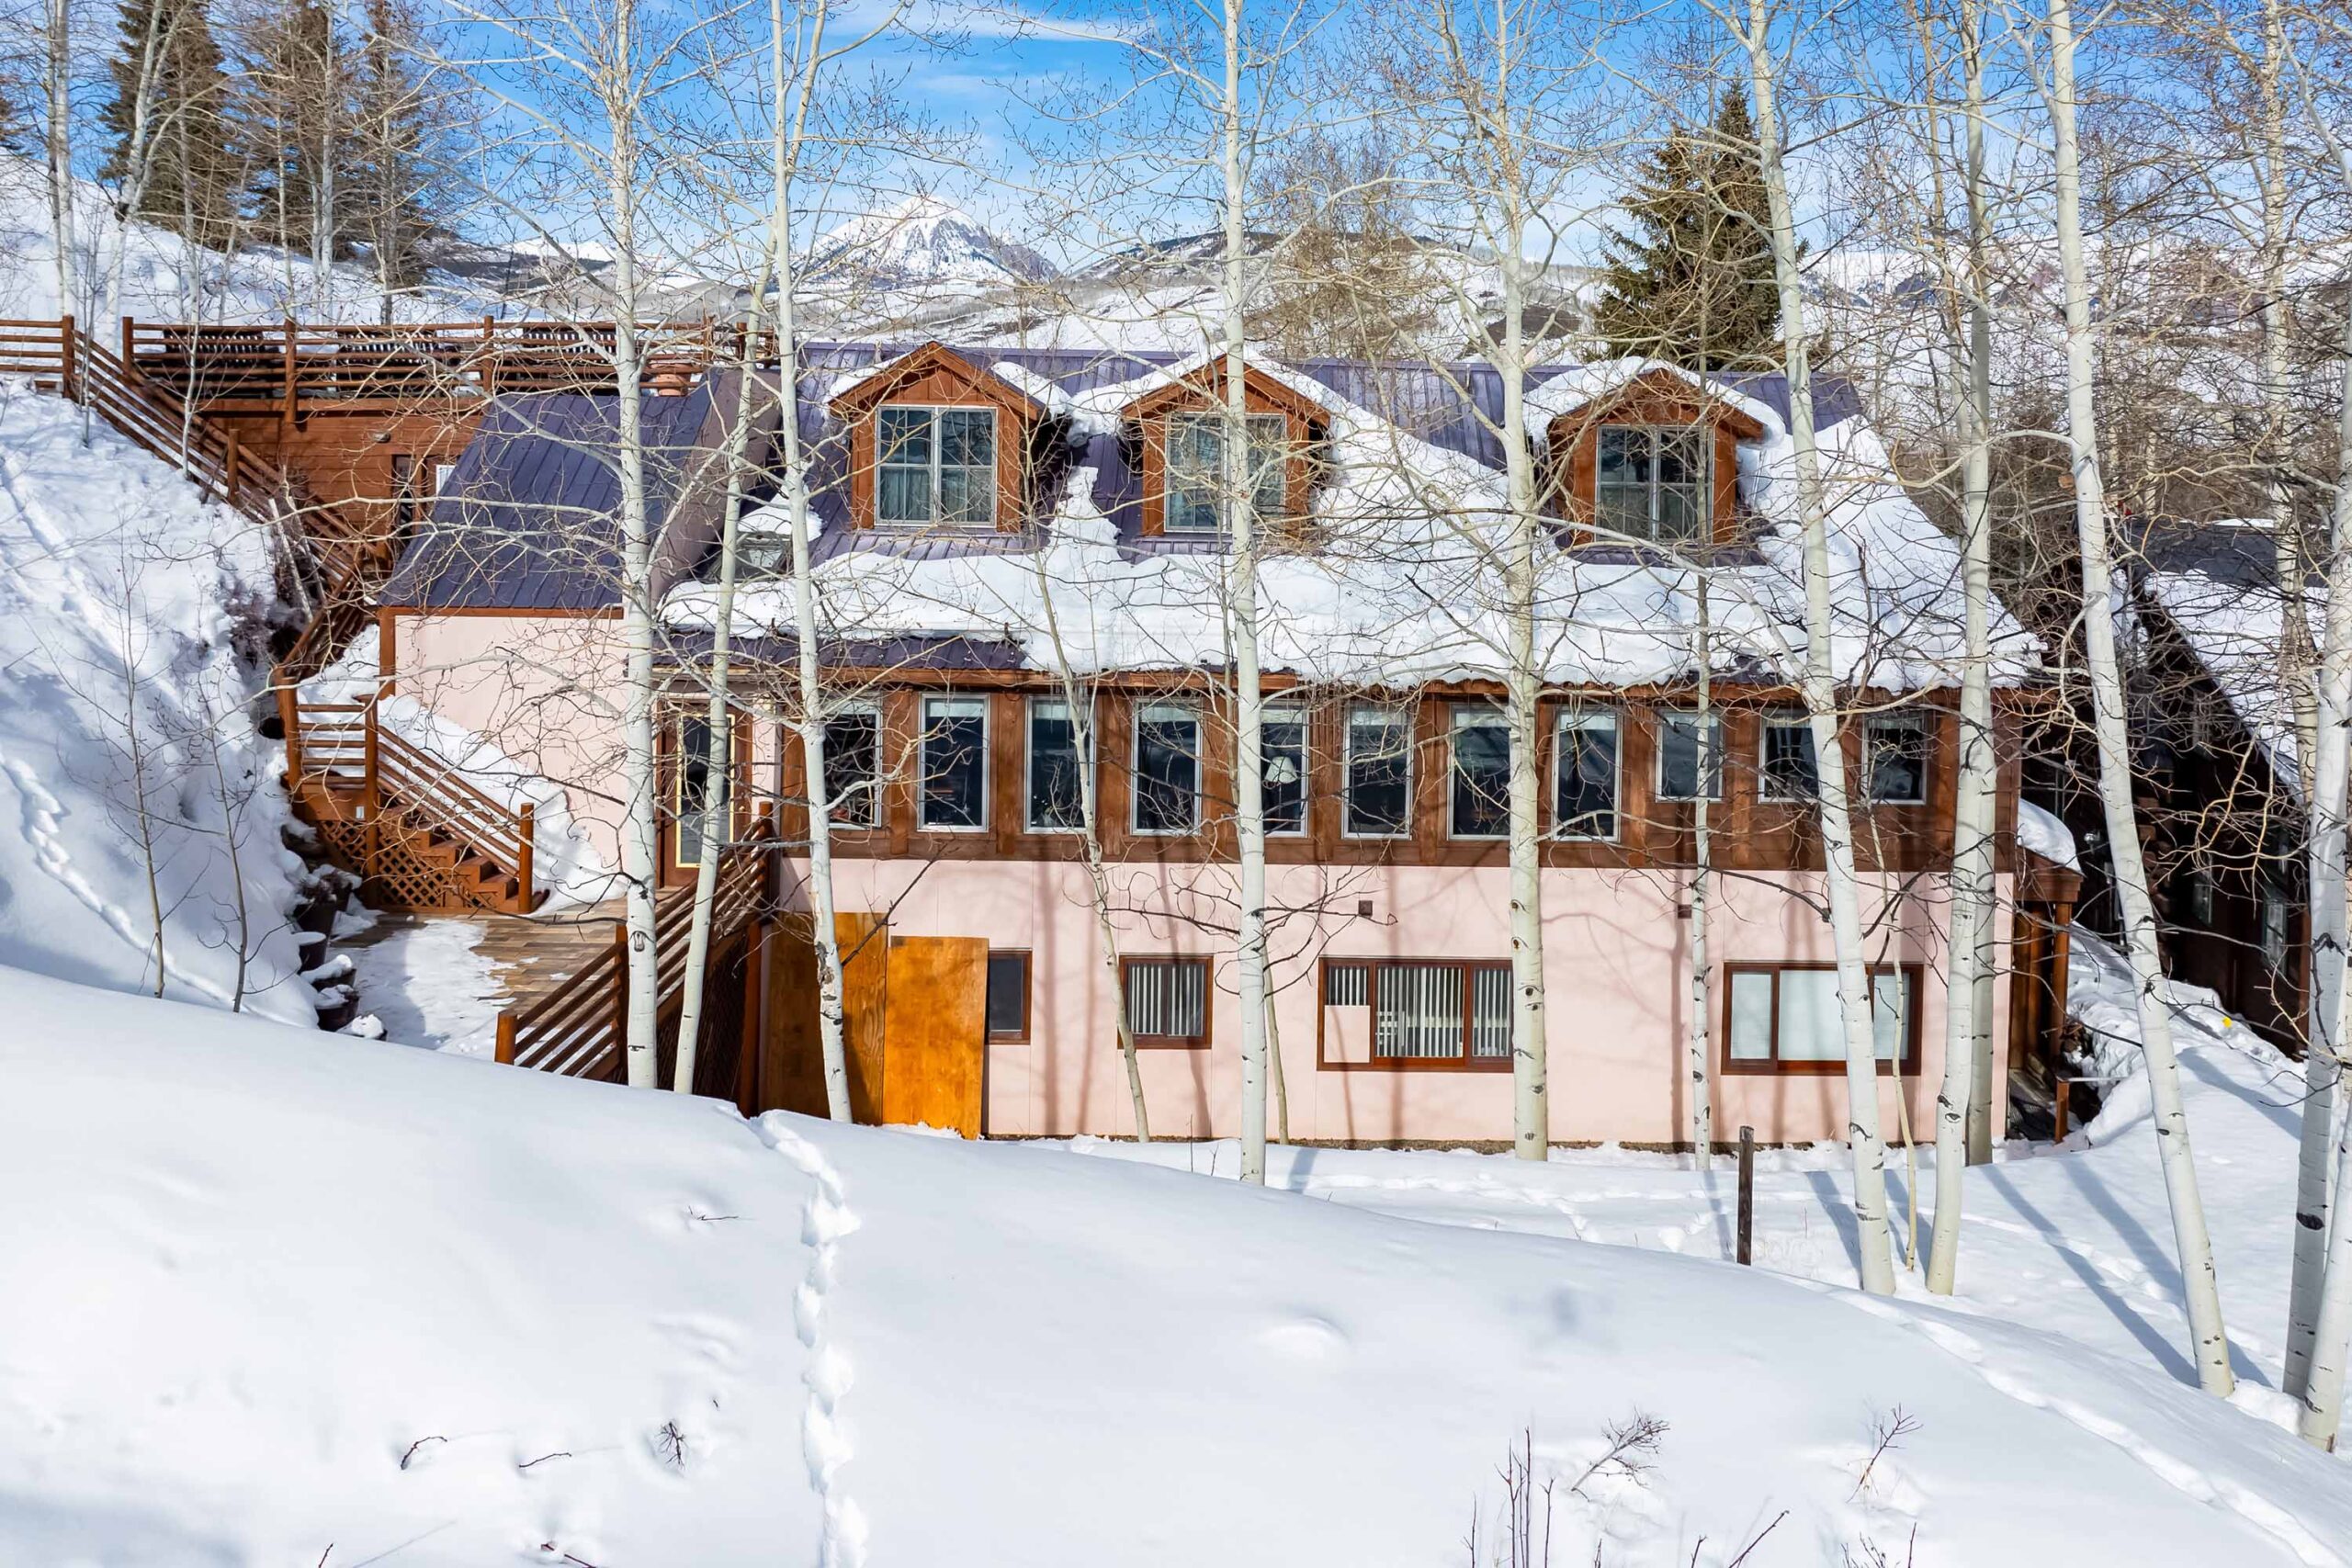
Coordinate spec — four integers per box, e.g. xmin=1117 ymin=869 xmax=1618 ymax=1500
xmin=830 ymin=343 xmax=1046 ymax=533
xmin=1123 ymin=362 xmax=1327 ymax=538
xmin=1542 ymin=368 xmax=1766 ymax=548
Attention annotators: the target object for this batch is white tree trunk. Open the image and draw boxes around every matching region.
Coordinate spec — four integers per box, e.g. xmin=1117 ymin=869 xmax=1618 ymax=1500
xmin=1688 ymin=577 xmax=1713 ymax=1168
xmin=44 ymin=0 xmax=75 ymax=325
xmin=1742 ymin=4 xmax=1896 ymax=1295
xmin=1928 ymin=0 xmax=1996 ymax=1295
xmin=1222 ymin=0 xmax=1272 ymax=1185
xmin=2044 ymin=0 xmax=2234 ymax=1392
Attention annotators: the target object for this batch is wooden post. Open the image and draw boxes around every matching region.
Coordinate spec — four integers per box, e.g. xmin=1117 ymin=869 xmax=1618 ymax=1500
xmin=481 ymin=315 xmax=496 ymax=396
xmin=278 ymin=682 xmax=303 ymax=783
xmin=221 ymin=427 xmax=240 ymax=507
xmin=58 ymin=314 xmax=75 ymax=401
xmin=494 ymin=1012 xmax=516 ymax=1066
xmin=1736 ymin=1126 xmax=1755 ymax=1265
xmin=281 ymin=317 xmax=299 ymax=429
xmin=2054 ymin=1079 xmax=2071 ymax=1144
xmin=119 ymin=315 xmax=135 ymax=381
xmin=361 ymin=703 xmax=381 ymax=875
xmin=516 ymin=803 xmax=537 ymax=911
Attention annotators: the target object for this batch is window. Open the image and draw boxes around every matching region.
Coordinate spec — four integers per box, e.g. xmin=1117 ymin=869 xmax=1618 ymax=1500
xmin=1865 ymin=712 xmax=1929 ymax=805
xmin=1595 ymin=425 xmax=1709 ymax=543
xmin=1725 ymin=964 xmax=1917 ymax=1073
xmin=1657 ymin=711 xmax=1722 ymax=802
xmin=1262 ymin=705 xmax=1308 ymax=835
xmin=1555 ymin=706 xmax=1619 ymax=839
xmin=821 ymin=705 xmax=880 ymax=828
xmin=1760 ymin=714 xmax=1819 ymax=802
xmin=1165 ymin=411 xmax=1287 ymax=532
xmin=1451 ymin=706 xmax=1510 ymax=839
xmin=2178 ymin=867 xmax=2214 ymax=928
xmin=1123 ymin=956 xmax=1210 ymax=1046
xmin=1133 ymin=701 xmax=1202 ymax=833
xmin=2261 ymin=884 xmax=2293 ymax=973
xmin=673 ymin=715 xmax=726 ymax=867
xmin=1317 ymin=959 xmax=1511 ymax=1069
xmin=876 ymin=405 xmax=996 ymax=527
xmin=1026 ymin=697 xmax=1086 ymax=832
xmin=920 ymin=695 xmax=989 ymax=830
xmin=1345 ymin=704 xmax=1412 ymax=838
xmin=986 ymin=951 xmax=1031 ymax=1042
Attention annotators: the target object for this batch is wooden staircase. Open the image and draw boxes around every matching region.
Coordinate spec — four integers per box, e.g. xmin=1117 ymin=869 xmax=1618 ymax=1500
xmin=280 ymin=694 xmax=545 ymax=914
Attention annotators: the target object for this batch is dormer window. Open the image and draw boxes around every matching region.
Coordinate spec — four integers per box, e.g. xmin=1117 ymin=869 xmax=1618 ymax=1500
xmin=877 ymin=405 xmax=997 ymax=527
xmin=1165 ymin=412 xmax=1287 ymax=533
xmin=1596 ymin=425 xmax=1709 ymax=544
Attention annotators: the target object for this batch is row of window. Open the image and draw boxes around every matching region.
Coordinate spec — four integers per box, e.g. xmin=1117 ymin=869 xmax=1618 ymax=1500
xmin=873 ymin=404 xmax=1289 ymax=533
xmin=867 ymin=404 xmax=1718 ymax=547
xmin=808 ymin=697 xmax=1933 ymax=839
xmin=979 ymin=952 xmax=1921 ymax=1074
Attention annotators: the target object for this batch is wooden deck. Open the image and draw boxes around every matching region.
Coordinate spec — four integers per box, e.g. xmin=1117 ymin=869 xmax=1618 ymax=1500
xmin=339 ymin=903 xmax=624 ymax=1022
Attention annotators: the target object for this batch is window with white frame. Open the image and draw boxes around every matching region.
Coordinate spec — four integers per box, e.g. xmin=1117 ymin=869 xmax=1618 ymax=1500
xmin=821 ymin=705 xmax=880 ymax=828
xmin=1555 ymin=706 xmax=1619 ymax=839
xmin=1164 ymin=411 xmax=1288 ymax=532
xmin=1759 ymin=714 xmax=1819 ymax=802
xmin=1345 ymin=704 xmax=1412 ymax=837
xmin=1726 ymin=964 xmax=1917 ymax=1072
xmin=1025 ymin=697 xmax=1087 ymax=832
xmin=1262 ymin=705 xmax=1308 ymax=834
xmin=876 ymin=405 xmax=996 ymax=527
xmin=1450 ymin=706 xmax=1510 ymax=839
xmin=1133 ymin=701 xmax=1202 ymax=833
xmin=1865 ymin=711 xmax=1929 ymax=804
xmin=1594 ymin=425 xmax=1709 ymax=543
xmin=920 ymin=694 xmax=989 ymax=829
xmin=1657 ymin=711 xmax=1722 ymax=802
xmin=2261 ymin=883 xmax=2293 ymax=973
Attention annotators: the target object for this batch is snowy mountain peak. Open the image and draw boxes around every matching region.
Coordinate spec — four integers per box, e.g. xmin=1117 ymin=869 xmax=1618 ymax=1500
xmin=807 ymin=193 xmax=1054 ymax=289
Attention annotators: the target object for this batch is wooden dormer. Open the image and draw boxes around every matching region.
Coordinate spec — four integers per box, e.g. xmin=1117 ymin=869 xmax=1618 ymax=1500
xmin=830 ymin=343 xmax=1046 ymax=533
xmin=1125 ymin=362 xmax=1326 ymax=538
xmin=1544 ymin=368 xmax=1767 ymax=548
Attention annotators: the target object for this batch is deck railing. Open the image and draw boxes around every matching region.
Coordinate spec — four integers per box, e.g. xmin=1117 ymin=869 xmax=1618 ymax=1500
xmin=495 ymin=812 xmax=775 ymax=1084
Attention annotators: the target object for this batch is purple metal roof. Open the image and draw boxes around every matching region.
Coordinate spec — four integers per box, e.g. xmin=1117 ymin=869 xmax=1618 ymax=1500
xmin=387 ymin=344 xmax=1858 ymax=611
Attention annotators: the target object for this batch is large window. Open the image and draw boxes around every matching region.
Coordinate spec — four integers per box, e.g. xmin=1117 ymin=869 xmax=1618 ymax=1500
xmin=987 ymin=950 xmax=1031 ymax=1042
xmin=1262 ymin=705 xmax=1308 ymax=835
xmin=1133 ymin=702 xmax=1202 ymax=833
xmin=1026 ymin=697 xmax=1086 ymax=832
xmin=1165 ymin=411 xmax=1287 ymax=532
xmin=1345 ymin=704 xmax=1412 ymax=838
xmin=1657 ymin=711 xmax=1722 ymax=802
xmin=920 ymin=694 xmax=989 ymax=830
xmin=1318 ymin=959 xmax=1511 ymax=1069
xmin=673 ymin=715 xmax=725 ymax=867
xmin=821 ymin=705 xmax=879 ymax=828
xmin=1594 ymin=425 xmax=1709 ymax=543
xmin=876 ymin=405 xmax=996 ymax=527
xmin=1555 ymin=706 xmax=1619 ymax=839
xmin=1865 ymin=712 xmax=1929 ymax=805
xmin=1759 ymin=714 xmax=1819 ymax=802
xmin=1123 ymin=956 xmax=1210 ymax=1046
xmin=1725 ymin=964 xmax=1917 ymax=1073
xmin=1451 ymin=706 xmax=1510 ymax=839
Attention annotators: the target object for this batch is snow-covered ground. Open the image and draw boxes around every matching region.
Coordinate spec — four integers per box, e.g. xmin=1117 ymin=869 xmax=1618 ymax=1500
xmin=5 ymin=942 xmax=2350 ymax=1566
xmin=0 ymin=379 xmax=315 ymax=1021
xmin=334 ymin=909 xmax=506 ymax=1054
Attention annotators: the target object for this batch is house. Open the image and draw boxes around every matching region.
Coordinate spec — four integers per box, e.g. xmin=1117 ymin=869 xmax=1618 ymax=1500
xmin=360 ymin=336 xmax=2076 ymax=1146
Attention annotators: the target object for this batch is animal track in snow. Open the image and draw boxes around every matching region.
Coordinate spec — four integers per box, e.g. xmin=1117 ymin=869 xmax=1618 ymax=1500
xmin=760 ymin=1119 xmax=868 ymax=1568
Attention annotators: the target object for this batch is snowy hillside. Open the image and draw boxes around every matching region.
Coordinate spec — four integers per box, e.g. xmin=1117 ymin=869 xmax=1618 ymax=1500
xmin=4 ymin=961 xmax=2348 ymax=1566
xmin=0 ymin=383 xmax=318 ymax=1021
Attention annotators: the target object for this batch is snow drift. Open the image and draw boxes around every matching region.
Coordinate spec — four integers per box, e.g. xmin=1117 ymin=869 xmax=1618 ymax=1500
xmin=3 ymin=963 xmax=2347 ymax=1566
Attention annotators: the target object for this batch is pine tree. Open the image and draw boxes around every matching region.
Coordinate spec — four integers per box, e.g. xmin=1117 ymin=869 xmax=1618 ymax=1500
xmin=99 ymin=0 xmax=243 ymax=250
xmin=351 ymin=0 xmax=443 ymax=313
xmin=1592 ymin=90 xmax=1785 ymax=370
xmin=243 ymin=0 xmax=355 ymax=263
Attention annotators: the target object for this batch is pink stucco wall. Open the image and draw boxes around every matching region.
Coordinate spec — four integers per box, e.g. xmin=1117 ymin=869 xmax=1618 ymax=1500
xmin=392 ymin=610 xmax=2013 ymax=1148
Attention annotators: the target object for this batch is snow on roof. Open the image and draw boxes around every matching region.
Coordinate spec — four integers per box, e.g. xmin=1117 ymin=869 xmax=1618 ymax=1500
xmin=2135 ymin=521 xmax=2308 ymax=799
xmin=666 ymin=351 xmax=2037 ymax=693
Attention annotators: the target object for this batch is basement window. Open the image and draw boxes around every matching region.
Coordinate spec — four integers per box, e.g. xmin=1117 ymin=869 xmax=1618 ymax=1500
xmin=1724 ymin=964 xmax=1917 ymax=1073
xmin=1317 ymin=959 xmax=1511 ymax=1069
xmin=1123 ymin=956 xmax=1210 ymax=1046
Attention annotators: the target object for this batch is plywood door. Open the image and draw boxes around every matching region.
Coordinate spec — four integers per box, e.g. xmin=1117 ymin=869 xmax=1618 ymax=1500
xmin=838 ymin=913 xmax=890 ymax=1124
xmin=879 ymin=934 xmax=987 ymax=1136
xmin=754 ymin=911 xmax=889 ymax=1120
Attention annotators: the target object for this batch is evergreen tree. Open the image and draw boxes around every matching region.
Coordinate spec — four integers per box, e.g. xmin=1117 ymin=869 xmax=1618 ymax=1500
xmin=351 ymin=0 xmax=444 ymax=312
xmin=242 ymin=0 xmax=355 ymax=263
xmin=1592 ymin=89 xmax=1786 ymax=370
xmin=99 ymin=0 xmax=243 ymax=250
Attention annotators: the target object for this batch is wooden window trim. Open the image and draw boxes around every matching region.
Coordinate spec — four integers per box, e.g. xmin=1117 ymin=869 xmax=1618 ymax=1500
xmin=1127 ymin=364 xmax=1323 ymax=538
xmin=1314 ymin=956 xmax=1515 ymax=1073
xmin=1544 ymin=370 xmax=1766 ymax=547
xmin=1719 ymin=961 xmax=1924 ymax=1076
xmin=987 ymin=948 xmax=1033 ymax=1043
xmin=829 ymin=343 xmax=1044 ymax=536
xmin=872 ymin=403 xmax=999 ymax=529
xmin=660 ymin=703 xmax=752 ymax=882
xmin=1120 ymin=953 xmax=1213 ymax=1049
